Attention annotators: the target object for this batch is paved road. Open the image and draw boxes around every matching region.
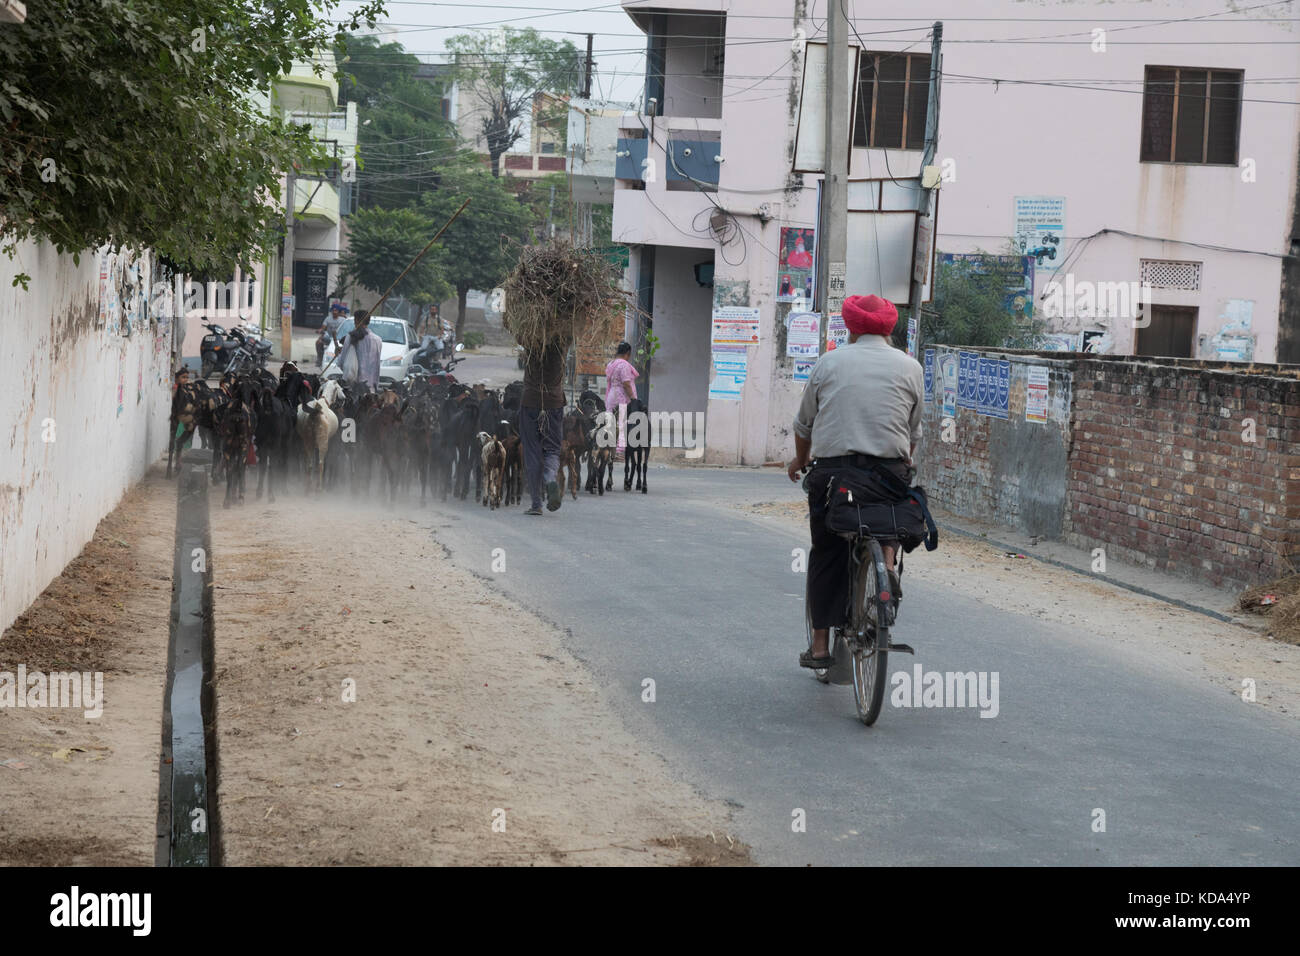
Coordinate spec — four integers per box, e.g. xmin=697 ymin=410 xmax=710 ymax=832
xmin=420 ymin=466 xmax=1300 ymax=865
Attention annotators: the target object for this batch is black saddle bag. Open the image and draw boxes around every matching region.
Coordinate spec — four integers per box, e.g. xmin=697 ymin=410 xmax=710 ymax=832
xmin=822 ymin=464 xmax=939 ymax=553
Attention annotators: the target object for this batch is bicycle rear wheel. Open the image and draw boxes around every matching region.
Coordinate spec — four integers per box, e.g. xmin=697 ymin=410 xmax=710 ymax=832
xmin=850 ymin=543 xmax=890 ymax=725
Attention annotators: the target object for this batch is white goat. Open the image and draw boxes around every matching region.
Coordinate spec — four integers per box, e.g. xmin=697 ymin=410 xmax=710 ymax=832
xmin=297 ymin=380 xmax=343 ymax=493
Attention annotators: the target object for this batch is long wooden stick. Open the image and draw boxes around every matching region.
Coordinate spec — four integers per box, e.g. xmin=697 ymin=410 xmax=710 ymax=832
xmin=323 ymin=197 xmax=471 ymax=374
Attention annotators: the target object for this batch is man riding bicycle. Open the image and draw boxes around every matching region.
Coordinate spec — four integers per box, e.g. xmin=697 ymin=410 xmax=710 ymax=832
xmin=787 ymin=294 xmax=924 ymax=670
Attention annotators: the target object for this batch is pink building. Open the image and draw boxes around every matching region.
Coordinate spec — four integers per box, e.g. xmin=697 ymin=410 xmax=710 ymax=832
xmin=612 ymin=0 xmax=1300 ymax=464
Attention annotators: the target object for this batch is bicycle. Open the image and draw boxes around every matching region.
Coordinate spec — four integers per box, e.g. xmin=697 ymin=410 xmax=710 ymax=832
xmin=802 ymin=470 xmax=915 ymax=726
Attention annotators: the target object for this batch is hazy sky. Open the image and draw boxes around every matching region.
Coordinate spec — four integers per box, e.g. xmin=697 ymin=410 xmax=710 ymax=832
xmin=338 ymin=1 xmax=657 ymax=106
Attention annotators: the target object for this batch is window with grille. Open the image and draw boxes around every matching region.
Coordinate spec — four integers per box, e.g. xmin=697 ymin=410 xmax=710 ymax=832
xmin=1139 ymin=259 xmax=1202 ymax=291
xmin=1140 ymin=66 xmax=1242 ymax=164
xmin=853 ymin=52 xmax=931 ymax=150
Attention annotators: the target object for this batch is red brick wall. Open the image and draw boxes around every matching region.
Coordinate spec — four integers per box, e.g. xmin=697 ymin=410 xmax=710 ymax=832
xmin=1064 ymin=362 xmax=1300 ymax=590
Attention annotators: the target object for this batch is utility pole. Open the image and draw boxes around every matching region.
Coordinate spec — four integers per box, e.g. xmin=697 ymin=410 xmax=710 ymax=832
xmin=280 ymin=168 xmax=295 ymax=362
xmin=906 ymin=22 xmax=943 ymax=356
xmin=816 ymin=0 xmax=849 ymax=321
xmin=582 ymin=33 xmax=594 ymax=99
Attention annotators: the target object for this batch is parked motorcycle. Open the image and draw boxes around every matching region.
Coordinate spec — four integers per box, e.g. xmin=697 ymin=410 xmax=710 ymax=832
xmin=408 ymin=343 xmax=466 ymax=385
xmin=200 ymin=322 xmax=273 ymax=378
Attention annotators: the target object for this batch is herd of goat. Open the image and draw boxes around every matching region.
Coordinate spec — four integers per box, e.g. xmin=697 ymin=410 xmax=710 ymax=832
xmin=166 ymin=363 xmax=650 ymax=509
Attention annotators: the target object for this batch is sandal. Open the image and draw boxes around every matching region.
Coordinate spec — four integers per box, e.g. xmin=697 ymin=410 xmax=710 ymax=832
xmin=799 ymin=649 xmax=835 ymax=669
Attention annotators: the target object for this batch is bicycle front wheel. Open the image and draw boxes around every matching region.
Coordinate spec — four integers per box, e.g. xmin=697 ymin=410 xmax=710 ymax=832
xmin=850 ymin=546 xmax=889 ymax=725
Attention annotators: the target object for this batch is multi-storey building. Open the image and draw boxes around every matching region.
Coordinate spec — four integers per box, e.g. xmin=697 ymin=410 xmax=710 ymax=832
xmin=611 ymin=0 xmax=1300 ymax=464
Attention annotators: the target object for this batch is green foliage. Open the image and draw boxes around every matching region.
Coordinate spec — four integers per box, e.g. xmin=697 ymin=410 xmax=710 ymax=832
xmin=461 ymin=331 xmax=485 ymax=349
xmin=924 ymin=251 xmax=1046 ymax=349
xmin=636 ymin=328 xmax=661 ymax=364
xmin=419 ymin=166 xmax=533 ymax=333
xmin=340 ymin=206 xmax=449 ymax=302
xmin=337 ymin=33 xmax=463 ymax=210
xmin=0 ymin=0 xmax=383 ymax=277
xmin=445 ymin=27 xmax=582 ymax=175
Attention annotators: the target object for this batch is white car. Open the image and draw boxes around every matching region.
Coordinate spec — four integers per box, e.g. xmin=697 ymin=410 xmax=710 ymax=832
xmin=322 ymin=316 xmax=419 ymax=385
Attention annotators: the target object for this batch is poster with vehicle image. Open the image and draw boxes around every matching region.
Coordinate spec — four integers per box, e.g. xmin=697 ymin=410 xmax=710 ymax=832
xmin=777 ymin=226 xmax=816 ymax=304
xmin=1013 ymin=196 xmax=1065 ymax=265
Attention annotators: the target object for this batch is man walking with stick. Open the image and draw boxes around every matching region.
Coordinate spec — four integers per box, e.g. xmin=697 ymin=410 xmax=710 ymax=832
xmin=519 ymin=334 xmax=571 ymax=515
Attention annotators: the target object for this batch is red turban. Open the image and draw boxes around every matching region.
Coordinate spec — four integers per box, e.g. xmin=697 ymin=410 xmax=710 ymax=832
xmin=842 ymin=294 xmax=897 ymax=336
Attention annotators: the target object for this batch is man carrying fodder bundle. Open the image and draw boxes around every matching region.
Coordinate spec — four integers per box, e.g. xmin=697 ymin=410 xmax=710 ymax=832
xmin=519 ymin=331 xmax=571 ymax=514
xmin=505 ymin=241 xmax=624 ymax=517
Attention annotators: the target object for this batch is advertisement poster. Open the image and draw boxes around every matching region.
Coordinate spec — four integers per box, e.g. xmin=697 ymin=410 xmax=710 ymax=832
xmin=1013 ymin=196 xmax=1066 ymax=266
xmin=906 ymin=315 xmax=918 ymax=357
xmin=923 ymin=348 xmax=935 ymax=400
xmin=1039 ymin=332 xmax=1081 ymax=352
xmin=826 ymin=312 xmax=847 ymax=351
xmin=709 ymin=347 xmax=747 ymax=401
xmin=711 ymin=306 xmax=761 ymax=347
xmin=793 ymin=360 xmax=816 ymax=382
xmin=786 ymin=312 xmax=821 ymax=358
xmin=1025 ymin=366 xmax=1049 ymax=423
xmin=958 ymin=351 xmax=978 ymax=409
xmin=939 ymin=353 xmax=958 ymax=418
xmin=776 ymin=226 xmax=816 ymax=304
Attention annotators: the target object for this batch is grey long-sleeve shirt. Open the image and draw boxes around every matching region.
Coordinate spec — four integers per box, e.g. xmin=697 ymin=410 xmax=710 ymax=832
xmin=792 ymin=335 xmax=924 ymax=459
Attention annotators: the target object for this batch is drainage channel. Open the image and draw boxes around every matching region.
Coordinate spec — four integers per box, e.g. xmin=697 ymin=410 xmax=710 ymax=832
xmin=156 ymin=458 xmax=221 ymax=866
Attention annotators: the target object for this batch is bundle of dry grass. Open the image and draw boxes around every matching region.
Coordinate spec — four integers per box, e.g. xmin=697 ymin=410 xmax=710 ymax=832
xmin=503 ymin=240 xmax=628 ymax=353
xmin=1236 ymin=572 xmax=1300 ymax=644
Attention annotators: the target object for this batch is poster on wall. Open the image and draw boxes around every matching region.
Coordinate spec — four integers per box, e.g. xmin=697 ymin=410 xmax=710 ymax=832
xmin=776 ymin=226 xmax=816 ymax=305
xmin=1013 ymin=196 xmax=1066 ymax=266
xmin=958 ymin=351 xmax=978 ymax=409
xmin=786 ymin=312 xmax=821 ymax=358
xmin=826 ymin=312 xmax=847 ymax=350
xmin=923 ymin=348 xmax=935 ymax=400
xmin=939 ymin=353 xmax=958 ymax=418
xmin=793 ymin=360 xmax=816 ymax=382
xmin=1025 ymin=366 xmax=1049 ymax=423
xmin=711 ymin=306 xmax=761 ymax=347
xmin=709 ymin=347 xmax=747 ymax=401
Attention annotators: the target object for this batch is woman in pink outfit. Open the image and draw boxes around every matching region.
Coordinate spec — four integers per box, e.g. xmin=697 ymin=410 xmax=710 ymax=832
xmin=605 ymin=341 xmax=639 ymax=461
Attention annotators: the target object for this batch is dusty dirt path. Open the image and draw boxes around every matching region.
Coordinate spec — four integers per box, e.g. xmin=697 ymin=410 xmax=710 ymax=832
xmin=738 ymin=499 xmax=1300 ymax=720
xmin=209 ymin=490 xmax=747 ymax=866
xmin=0 ymin=467 xmax=174 ymax=865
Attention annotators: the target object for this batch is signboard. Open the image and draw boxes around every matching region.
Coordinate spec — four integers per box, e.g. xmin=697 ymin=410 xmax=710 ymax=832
xmin=923 ymin=348 xmax=934 ymax=400
xmin=711 ymin=306 xmax=761 ymax=347
xmin=777 ymin=227 xmax=816 ymax=305
xmin=786 ymin=312 xmax=821 ymax=358
xmin=1025 ymin=366 xmax=1049 ymax=423
xmin=913 ymin=216 xmax=934 ymax=284
xmin=846 ymin=212 xmax=915 ymax=305
xmin=1013 ymin=196 xmax=1066 ymax=265
xmin=793 ymin=42 xmax=860 ymax=174
xmin=937 ymin=253 xmax=1034 ymax=320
